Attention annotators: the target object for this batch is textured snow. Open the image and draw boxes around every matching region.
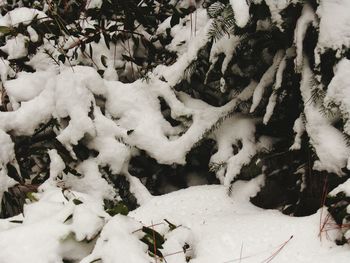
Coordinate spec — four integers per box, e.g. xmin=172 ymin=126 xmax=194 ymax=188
xmin=80 ymin=215 xmax=151 ymax=263
xmin=0 ymin=2 xmax=350 ymax=262
xmin=131 ymin=179 xmax=350 ymax=263
xmin=264 ymin=0 xmax=299 ymax=30
xmin=229 ymin=0 xmax=250 ymax=28
xmin=250 ymin=50 xmax=285 ymax=113
xmin=86 ymin=0 xmax=103 ymax=9
xmin=300 ymin=60 xmax=350 ymax=174
xmin=0 ymin=7 xmax=47 ymax=27
xmin=4 ymin=71 xmax=54 ymax=109
xmin=27 ymin=25 xmax=39 ymax=42
xmin=330 ymin=178 xmax=350 ymax=197
xmin=325 ymin=59 xmax=350 ymax=136
xmin=317 ymin=0 xmax=350 ymax=52
xmin=104 ymin=76 xmax=243 ymax=165
xmin=0 ymin=34 xmax=29 ymax=59
xmin=154 ymin=10 xmax=211 ymax=86
xmin=263 ymin=54 xmax=287 ymax=124
xmin=206 ymin=34 xmax=240 ymax=83
xmin=210 ymin=114 xmax=273 ymax=185
xmin=290 ymin=115 xmax=306 ymax=151
xmin=1 ymin=168 xmax=350 ymax=263
xmin=0 ymin=130 xmax=17 ymax=206
xmin=294 ymin=4 xmax=317 ymax=73
xmin=164 ymin=9 xmax=209 ymax=56
xmin=0 ymin=59 xmax=15 ymax=82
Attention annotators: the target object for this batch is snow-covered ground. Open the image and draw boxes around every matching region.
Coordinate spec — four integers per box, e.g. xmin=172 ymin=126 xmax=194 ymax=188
xmin=131 ymin=177 xmax=350 ymax=263
xmin=1 ymin=176 xmax=349 ymax=263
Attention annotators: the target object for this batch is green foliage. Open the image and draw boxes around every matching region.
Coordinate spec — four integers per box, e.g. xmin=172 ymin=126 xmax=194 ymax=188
xmin=105 ymin=202 xmax=129 ymax=216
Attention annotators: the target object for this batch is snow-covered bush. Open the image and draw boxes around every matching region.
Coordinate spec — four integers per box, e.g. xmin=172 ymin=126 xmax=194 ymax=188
xmin=1 ymin=0 xmax=350 ymax=261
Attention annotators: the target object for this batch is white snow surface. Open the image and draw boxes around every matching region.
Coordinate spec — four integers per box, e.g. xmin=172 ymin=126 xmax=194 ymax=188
xmin=1 ymin=3 xmax=350 ymax=262
xmin=0 ymin=7 xmax=47 ymax=27
xmin=86 ymin=0 xmax=103 ymax=9
xmin=130 ymin=178 xmax=350 ymax=263
xmin=293 ymin=4 xmax=317 ymax=73
xmin=317 ymin=0 xmax=350 ymax=52
xmin=0 ymin=34 xmax=29 ymax=59
xmin=1 ymin=176 xmax=349 ymax=263
xmin=264 ymin=0 xmax=300 ymax=30
xmin=250 ymin=49 xmax=285 ymax=113
xmin=300 ymin=60 xmax=350 ymax=174
xmin=325 ymin=59 xmax=350 ymax=136
xmin=229 ymin=0 xmax=250 ymax=28
xmin=0 ymin=130 xmax=17 ymax=207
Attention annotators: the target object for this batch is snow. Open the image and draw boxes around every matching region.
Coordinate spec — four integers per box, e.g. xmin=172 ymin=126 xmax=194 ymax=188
xmin=104 ymin=76 xmax=246 ymax=166
xmin=300 ymin=60 xmax=350 ymax=175
xmin=163 ymin=9 xmax=209 ymax=56
xmin=80 ymin=215 xmax=151 ymax=263
xmin=229 ymin=0 xmax=250 ymax=28
xmin=0 ymin=34 xmax=29 ymax=59
xmin=4 ymin=70 xmax=54 ymax=109
xmin=0 ymin=130 xmax=17 ymax=207
xmin=290 ymin=115 xmax=305 ymax=150
xmin=72 ymin=159 xmax=116 ymax=201
xmin=0 ymin=7 xmax=47 ymax=28
xmin=0 ymin=59 xmax=15 ymax=83
xmin=27 ymin=25 xmax=39 ymax=42
xmin=86 ymin=0 xmax=103 ymax=9
xmin=0 ymin=130 xmax=17 ymax=206
xmin=0 ymin=129 xmax=15 ymax=166
xmin=130 ymin=178 xmax=350 ymax=263
xmin=0 ymin=2 xmax=350 ymax=262
xmin=263 ymin=54 xmax=287 ymax=124
xmin=264 ymin=0 xmax=299 ymax=30
xmin=316 ymin=0 xmax=350 ymax=52
xmin=206 ymin=34 xmax=240 ymax=83
xmin=154 ymin=8 xmax=211 ymax=86
xmin=324 ymin=59 xmax=350 ymax=136
xmin=48 ymin=149 xmax=65 ymax=180
xmin=0 ymin=219 xmax=71 ymax=263
xmin=250 ymin=50 xmax=285 ymax=113
xmin=294 ymin=4 xmax=317 ymax=73
xmin=330 ymin=178 xmax=350 ymax=197
xmin=1 ymin=175 xmax=349 ymax=263
xmin=209 ymin=114 xmax=272 ymax=185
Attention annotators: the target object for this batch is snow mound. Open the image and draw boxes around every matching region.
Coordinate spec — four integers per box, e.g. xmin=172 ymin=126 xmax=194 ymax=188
xmin=131 ymin=179 xmax=350 ymax=263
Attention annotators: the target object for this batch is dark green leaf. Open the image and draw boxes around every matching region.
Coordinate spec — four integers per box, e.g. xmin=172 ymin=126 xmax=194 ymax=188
xmin=0 ymin=26 xmax=12 ymax=34
xmin=73 ymin=199 xmax=83 ymax=205
xmin=105 ymin=203 xmax=129 ymax=216
xmin=170 ymin=13 xmax=180 ymax=27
